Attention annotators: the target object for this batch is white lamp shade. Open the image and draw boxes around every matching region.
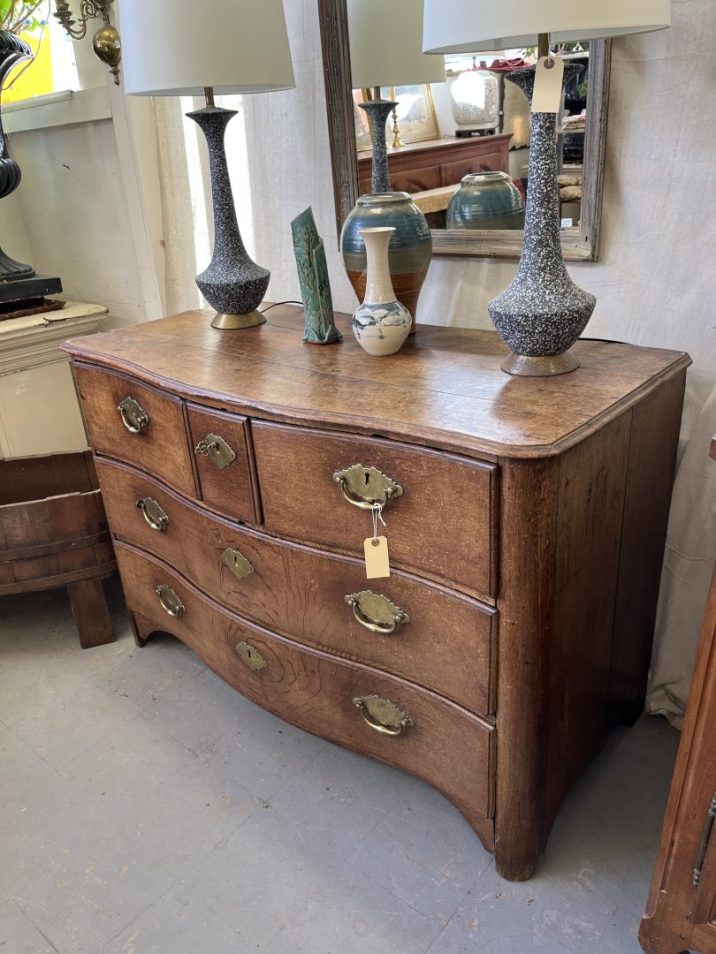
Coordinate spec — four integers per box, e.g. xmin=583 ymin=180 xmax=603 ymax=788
xmin=119 ymin=0 xmax=295 ymax=96
xmin=348 ymin=0 xmax=445 ymax=90
xmin=423 ymin=0 xmax=671 ymax=55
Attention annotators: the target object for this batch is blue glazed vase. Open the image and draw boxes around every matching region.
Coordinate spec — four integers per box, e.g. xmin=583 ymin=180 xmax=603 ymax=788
xmin=447 ymin=171 xmax=525 ymax=230
xmin=341 ymin=192 xmax=432 ymax=331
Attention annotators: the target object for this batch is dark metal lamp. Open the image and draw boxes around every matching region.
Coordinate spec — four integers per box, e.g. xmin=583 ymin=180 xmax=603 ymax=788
xmin=118 ymin=0 xmax=295 ymax=330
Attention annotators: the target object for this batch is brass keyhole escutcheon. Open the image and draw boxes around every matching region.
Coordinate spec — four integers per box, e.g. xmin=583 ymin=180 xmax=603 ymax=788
xmin=195 ymin=433 xmax=236 ymax=470
xmin=235 ymin=641 xmax=267 ymax=672
xmin=332 ymin=464 xmax=403 ymax=510
xmin=221 ymin=548 xmax=254 ymax=581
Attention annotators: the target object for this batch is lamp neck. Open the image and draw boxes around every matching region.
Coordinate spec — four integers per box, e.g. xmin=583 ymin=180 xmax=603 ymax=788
xmin=537 ymin=33 xmax=550 ymax=59
xmin=204 ymin=86 xmax=215 ymax=108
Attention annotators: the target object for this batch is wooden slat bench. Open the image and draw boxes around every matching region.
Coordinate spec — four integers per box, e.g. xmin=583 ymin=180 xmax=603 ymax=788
xmin=0 ymin=451 xmax=116 ymax=648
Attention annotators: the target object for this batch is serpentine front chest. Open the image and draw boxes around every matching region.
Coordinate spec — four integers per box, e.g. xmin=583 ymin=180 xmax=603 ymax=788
xmin=64 ymin=306 xmax=689 ymax=880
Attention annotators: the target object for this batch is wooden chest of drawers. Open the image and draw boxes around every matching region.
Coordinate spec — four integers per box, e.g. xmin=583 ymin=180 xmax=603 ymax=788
xmin=64 ymin=306 xmax=689 ymax=881
xmin=357 ymin=134 xmax=512 ymax=196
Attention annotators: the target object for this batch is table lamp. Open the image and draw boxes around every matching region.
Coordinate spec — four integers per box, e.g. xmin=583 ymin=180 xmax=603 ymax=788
xmin=348 ymin=0 xmax=445 ymax=193
xmin=119 ymin=0 xmax=295 ymax=330
xmin=423 ymin=0 xmax=670 ymax=375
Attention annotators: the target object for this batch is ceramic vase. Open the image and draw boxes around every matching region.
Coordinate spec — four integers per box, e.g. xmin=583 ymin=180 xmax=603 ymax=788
xmin=341 ymin=192 xmax=431 ymax=334
xmin=488 ymin=64 xmax=595 ymax=376
xmin=447 ymin=171 xmax=525 ymax=230
xmin=352 ymin=227 xmax=412 ymax=357
xmin=0 ymin=32 xmax=34 ymax=281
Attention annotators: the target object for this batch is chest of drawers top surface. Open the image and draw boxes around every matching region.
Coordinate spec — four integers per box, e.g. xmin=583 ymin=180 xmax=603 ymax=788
xmin=63 ymin=306 xmax=689 ymax=460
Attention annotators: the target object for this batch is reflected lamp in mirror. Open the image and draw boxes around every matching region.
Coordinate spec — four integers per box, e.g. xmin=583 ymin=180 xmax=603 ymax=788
xmin=119 ymin=0 xmax=295 ymax=330
xmin=423 ymin=0 xmax=670 ymax=377
xmin=348 ymin=0 xmax=445 ymax=193
xmin=449 ymin=60 xmax=499 ymax=136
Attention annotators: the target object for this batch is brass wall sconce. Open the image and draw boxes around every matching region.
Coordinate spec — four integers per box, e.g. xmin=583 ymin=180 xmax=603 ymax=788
xmin=53 ymin=0 xmax=121 ymax=84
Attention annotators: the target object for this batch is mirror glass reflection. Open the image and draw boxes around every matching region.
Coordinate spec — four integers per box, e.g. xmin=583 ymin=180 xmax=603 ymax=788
xmin=352 ymin=46 xmax=592 ymax=235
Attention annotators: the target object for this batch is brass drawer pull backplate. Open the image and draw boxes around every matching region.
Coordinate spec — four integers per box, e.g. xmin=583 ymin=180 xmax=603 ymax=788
xmin=155 ymin=584 xmax=185 ymax=618
xmin=117 ymin=396 xmax=149 ymax=434
xmin=333 ymin=464 xmax=403 ymax=510
xmin=221 ymin=547 xmax=254 ymax=581
xmin=345 ymin=590 xmax=409 ymax=635
xmin=136 ymin=497 xmax=169 ymax=532
xmin=235 ymin=641 xmax=267 ymax=672
xmin=353 ymin=694 xmax=414 ymax=736
xmin=195 ymin=433 xmax=237 ymax=470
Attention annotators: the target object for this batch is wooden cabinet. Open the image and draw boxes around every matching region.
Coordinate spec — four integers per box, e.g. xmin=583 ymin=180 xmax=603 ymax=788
xmin=639 ymin=440 xmax=716 ymax=954
xmin=64 ymin=305 xmax=689 ymax=882
xmin=357 ymin=134 xmax=512 ymax=196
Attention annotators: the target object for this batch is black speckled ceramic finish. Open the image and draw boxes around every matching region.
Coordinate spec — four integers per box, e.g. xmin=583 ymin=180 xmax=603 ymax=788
xmin=187 ymin=106 xmax=269 ymax=317
xmin=488 ymin=66 xmax=595 ymax=359
xmin=359 ymin=98 xmax=398 ymax=194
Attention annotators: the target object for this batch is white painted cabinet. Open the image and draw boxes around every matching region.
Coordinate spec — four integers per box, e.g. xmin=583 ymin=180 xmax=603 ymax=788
xmin=0 ymin=302 xmax=108 ymax=458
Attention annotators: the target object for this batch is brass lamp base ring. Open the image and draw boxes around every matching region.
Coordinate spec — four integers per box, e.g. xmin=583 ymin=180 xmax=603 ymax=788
xmin=501 ymin=351 xmax=580 ymax=377
xmin=211 ymin=310 xmax=267 ymax=330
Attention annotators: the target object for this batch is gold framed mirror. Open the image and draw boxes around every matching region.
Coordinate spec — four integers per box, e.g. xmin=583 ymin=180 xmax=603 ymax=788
xmin=318 ymin=0 xmax=611 ymax=262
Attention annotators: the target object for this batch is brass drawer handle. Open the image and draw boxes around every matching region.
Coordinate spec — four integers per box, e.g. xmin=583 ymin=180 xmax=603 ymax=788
xmin=353 ymin=695 xmax=414 ymax=736
xmin=332 ymin=464 xmax=403 ymax=510
xmin=221 ymin=547 xmax=254 ymax=581
xmin=117 ymin=396 xmax=149 ymax=434
xmin=235 ymin=641 xmax=267 ymax=672
xmin=155 ymin=584 xmax=185 ymax=618
xmin=345 ymin=591 xmax=409 ymax=635
xmin=195 ymin=433 xmax=237 ymax=470
xmin=136 ymin=497 xmax=169 ymax=532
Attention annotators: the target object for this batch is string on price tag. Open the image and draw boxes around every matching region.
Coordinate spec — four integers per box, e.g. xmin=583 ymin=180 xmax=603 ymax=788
xmin=364 ymin=502 xmax=390 ymax=579
xmin=532 ymin=54 xmax=565 ymax=114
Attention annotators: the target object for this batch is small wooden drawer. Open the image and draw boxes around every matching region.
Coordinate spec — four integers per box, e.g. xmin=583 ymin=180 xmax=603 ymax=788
xmin=252 ymin=422 xmax=497 ymax=597
xmin=73 ymin=365 xmax=195 ymax=498
xmin=116 ymin=541 xmax=495 ymax=834
xmin=186 ymin=403 xmax=257 ymax=524
xmin=96 ymin=459 xmax=495 ymax=715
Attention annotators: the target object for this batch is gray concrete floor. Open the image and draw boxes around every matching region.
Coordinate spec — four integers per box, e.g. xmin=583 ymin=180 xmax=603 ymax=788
xmin=0 ymin=581 xmax=679 ymax=954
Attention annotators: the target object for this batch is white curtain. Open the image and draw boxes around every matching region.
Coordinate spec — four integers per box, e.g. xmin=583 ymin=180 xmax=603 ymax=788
xmin=647 ymin=380 xmax=716 ymax=728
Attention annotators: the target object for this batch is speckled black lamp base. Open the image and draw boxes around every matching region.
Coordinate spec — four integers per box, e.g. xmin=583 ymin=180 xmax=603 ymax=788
xmin=488 ymin=67 xmax=595 ymax=376
xmin=187 ymin=106 xmax=269 ymax=330
xmin=359 ymin=99 xmax=398 ymax=194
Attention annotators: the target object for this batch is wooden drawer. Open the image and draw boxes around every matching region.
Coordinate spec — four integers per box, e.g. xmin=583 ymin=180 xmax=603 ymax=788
xmin=73 ymin=365 xmax=195 ymax=498
xmin=96 ymin=459 xmax=495 ymax=714
xmin=186 ymin=403 xmax=258 ymax=523
xmin=392 ymin=165 xmax=442 ymax=194
xmin=442 ymin=151 xmax=507 ymax=185
xmin=116 ymin=541 xmax=496 ymax=836
xmin=252 ymin=422 xmax=497 ymax=597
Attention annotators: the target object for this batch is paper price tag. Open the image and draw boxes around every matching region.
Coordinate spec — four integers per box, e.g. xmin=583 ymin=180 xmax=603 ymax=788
xmin=364 ymin=535 xmax=390 ymax=579
xmin=532 ymin=55 xmax=565 ymax=114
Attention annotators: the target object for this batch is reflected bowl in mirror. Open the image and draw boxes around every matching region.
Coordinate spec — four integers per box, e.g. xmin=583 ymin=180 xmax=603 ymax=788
xmin=341 ymin=192 xmax=432 ymax=332
xmin=447 ymin=172 xmax=525 ymax=231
